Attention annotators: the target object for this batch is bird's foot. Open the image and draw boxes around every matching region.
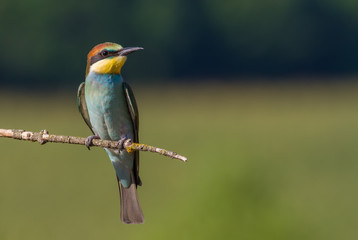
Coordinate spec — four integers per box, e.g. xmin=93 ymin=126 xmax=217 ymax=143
xmin=85 ymin=135 xmax=100 ymax=150
xmin=117 ymin=137 xmax=128 ymax=151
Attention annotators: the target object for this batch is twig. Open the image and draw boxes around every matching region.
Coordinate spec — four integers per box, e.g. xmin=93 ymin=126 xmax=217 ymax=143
xmin=0 ymin=128 xmax=187 ymax=162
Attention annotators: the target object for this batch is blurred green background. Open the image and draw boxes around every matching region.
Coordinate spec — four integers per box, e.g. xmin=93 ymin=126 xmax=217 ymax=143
xmin=1 ymin=83 xmax=358 ymax=239
xmin=0 ymin=0 xmax=358 ymax=88
xmin=1 ymin=0 xmax=358 ymax=239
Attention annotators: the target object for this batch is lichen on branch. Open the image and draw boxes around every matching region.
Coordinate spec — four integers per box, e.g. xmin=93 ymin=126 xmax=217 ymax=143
xmin=0 ymin=128 xmax=187 ymax=162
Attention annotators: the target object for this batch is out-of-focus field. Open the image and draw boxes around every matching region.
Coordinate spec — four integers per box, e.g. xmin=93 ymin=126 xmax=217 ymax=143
xmin=0 ymin=82 xmax=358 ymax=239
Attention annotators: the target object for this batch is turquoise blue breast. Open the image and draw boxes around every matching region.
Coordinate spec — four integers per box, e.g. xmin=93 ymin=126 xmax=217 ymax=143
xmin=84 ymin=72 xmax=134 ymax=141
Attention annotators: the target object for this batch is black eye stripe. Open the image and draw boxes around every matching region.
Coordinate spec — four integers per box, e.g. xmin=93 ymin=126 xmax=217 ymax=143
xmin=89 ymin=50 xmax=120 ymax=65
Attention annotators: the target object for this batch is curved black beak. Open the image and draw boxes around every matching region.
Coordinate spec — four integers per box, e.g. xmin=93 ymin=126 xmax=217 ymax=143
xmin=118 ymin=47 xmax=144 ymax=56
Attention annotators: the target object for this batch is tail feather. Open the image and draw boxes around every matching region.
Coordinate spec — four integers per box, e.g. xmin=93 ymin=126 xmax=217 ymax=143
xmin=118 ymin=180 xmax=144 ymax=224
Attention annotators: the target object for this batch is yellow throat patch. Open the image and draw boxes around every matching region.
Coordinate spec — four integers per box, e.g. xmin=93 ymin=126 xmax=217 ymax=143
xmin=90 ymin=56 xmax=127 ymax=74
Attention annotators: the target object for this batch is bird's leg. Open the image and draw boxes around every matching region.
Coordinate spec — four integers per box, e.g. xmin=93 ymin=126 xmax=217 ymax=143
xmin=85 ymin=134 xmax=100 ymax=150
xmin=117 ymin=137 xmax=128 ymax=151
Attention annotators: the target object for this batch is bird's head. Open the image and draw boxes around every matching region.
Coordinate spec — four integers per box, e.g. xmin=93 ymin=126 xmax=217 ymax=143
xmin=86 ymin=42 xmax=143 ymax=76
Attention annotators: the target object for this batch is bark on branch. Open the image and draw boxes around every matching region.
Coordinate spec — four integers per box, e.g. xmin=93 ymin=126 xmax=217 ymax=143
xmin=0 ymin=128 xmax=187 ymax=162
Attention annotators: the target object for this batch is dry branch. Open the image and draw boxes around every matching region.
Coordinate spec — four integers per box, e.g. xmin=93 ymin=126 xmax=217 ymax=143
xmin=0 ymin=128 xmax=187 ymax=162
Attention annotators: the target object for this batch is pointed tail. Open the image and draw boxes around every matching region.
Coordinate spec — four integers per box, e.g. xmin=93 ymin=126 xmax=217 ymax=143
xmin=118 ymin=180 xmax=144 ymax=224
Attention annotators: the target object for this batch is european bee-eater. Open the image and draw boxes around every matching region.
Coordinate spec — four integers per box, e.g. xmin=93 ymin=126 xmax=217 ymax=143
xmin=77 ymin=42 xmax=144 ymax=224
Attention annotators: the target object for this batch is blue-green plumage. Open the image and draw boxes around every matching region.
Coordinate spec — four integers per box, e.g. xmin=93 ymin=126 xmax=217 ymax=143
xmin=85 ymin=73 xmax=134 ymax=187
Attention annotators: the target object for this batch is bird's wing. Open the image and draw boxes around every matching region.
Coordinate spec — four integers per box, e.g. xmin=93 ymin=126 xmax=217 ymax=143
xmin=77 ymin=82 xmax=94 ymax=134
xmin=123 ymin=82 xmax=142 ymax=186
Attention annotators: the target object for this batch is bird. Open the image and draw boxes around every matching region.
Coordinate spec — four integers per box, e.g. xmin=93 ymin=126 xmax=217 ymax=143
xmin=77 ymin=42 xmax=144 ymax=224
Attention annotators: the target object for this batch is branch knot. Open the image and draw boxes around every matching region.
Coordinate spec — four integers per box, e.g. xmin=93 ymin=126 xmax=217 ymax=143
xmin=13 ymin=129 xmax=24 ymax=140
xmin=38 ymin=129 xmax=49 ymax=145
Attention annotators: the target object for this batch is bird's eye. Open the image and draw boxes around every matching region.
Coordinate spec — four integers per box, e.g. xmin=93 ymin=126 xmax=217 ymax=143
xmin=101 ymin=50 xmax=109 ymax=57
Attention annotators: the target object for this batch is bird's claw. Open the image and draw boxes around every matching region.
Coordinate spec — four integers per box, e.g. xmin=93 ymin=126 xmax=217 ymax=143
xmin=85 ymin=135 xmax=100 ymax=150
xmin=117 ymin=137 xmax=128 ymax=151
